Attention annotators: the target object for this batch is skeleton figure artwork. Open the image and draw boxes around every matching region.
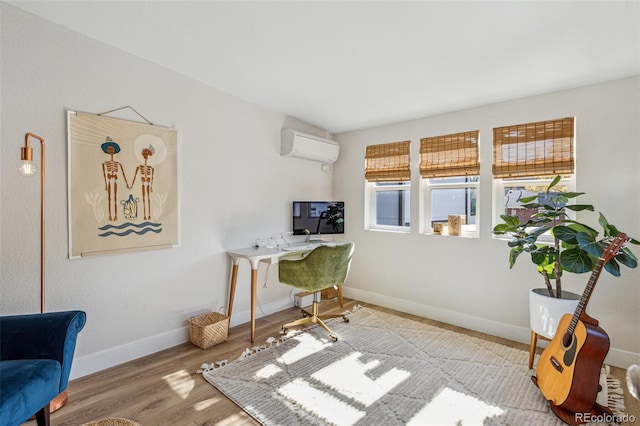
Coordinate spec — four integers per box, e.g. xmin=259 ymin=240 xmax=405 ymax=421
xmin=101 ymin=137 xmax=130 ymax=221
xmin=128 ymin=146 xmax=155 ymax=220
xmin=68 ymin=111 xmax=178 ymax=258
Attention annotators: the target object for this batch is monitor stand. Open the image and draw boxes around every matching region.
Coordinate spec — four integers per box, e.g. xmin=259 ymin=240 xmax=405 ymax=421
xmin=308 ymin=234 xmax=323 ymax=243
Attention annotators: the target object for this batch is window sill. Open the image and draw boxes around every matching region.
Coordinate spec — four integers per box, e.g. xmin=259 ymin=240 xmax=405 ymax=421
xmin=423 ymin=232 xmax=479 ymax=239
xmin=366 ymin=227 xmax=410 ymax=234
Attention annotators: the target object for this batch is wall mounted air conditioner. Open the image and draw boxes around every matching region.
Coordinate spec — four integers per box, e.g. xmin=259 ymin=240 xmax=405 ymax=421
xmin=281 ymin=128 xmax=339 ymax=163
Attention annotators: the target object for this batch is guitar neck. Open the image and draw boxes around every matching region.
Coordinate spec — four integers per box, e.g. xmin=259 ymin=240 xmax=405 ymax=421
xmin=562 ymin=234 xmax=627 ymax=336
xmin=566 ymin=258 xmax=605 ymax=334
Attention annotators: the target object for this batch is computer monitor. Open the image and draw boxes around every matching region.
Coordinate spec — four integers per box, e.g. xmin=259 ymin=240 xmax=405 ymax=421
xmin=292 ymin=201 xmax=344 ymax=235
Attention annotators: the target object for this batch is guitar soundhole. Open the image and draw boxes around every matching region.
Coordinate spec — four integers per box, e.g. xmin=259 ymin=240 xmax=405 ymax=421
xmin=562 ymin=332 xmax=573 ymax=349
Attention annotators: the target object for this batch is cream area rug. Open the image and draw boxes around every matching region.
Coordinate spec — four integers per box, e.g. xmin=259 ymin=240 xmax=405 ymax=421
xmin=199 ymin=307 xmax=625 ymax=426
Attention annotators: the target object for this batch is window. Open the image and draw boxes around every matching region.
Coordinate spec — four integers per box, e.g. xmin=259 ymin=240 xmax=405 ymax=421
xmin=420 ymin=131 xmax=479 ymax=236
xmin=364 ymin=141 xmax=411 ymax=231
xmin=492 ymin=117 xmax=576 ymax=233
xmin=495 ymin=176 xmax=574 ymax=227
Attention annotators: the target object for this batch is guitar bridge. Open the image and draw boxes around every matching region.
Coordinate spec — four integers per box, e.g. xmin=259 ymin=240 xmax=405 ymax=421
xmin=550 ymin=356 xmax=564 ymax=373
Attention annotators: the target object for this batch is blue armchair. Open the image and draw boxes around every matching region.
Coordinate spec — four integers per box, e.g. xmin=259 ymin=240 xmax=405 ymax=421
xmin=0 ymin=310 xmax=86 ymax=426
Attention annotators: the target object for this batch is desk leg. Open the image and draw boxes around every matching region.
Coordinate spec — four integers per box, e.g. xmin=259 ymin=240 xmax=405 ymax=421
xmin=250 ymin=268 xmax=258 ymax=343
xmin=227 ymin=264 xmax=239 ymax=321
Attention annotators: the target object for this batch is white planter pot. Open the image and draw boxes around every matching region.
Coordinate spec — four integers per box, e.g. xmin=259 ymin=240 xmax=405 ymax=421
xmin=529 ymin=288 xmax=581 ymax=339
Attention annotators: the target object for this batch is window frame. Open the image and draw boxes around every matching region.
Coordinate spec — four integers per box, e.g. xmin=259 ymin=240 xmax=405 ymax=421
xmin=492 ymin=174 xmax=576 ymax=243
xmin=365 ymin=180 xmax=411 ymax=232
xmin=364 ymin=140 xmax=411 ymax=233
xmin=418 ymin=130 xmax=480 ymax=237
xmin=492 ymin=117 xmax=577 ymax=242
xmin=420 ymin=177 xmax=480 ymax=237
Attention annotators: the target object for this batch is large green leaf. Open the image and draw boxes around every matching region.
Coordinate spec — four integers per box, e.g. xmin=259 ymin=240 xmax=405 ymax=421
xmin=576 ymin=232 xmax=600 ymax=258
xmin=564 ymin=204 xmax=594 ymax=212
xmin=560 ymin=247 xmax=593 ymax=273
xmin=562 ymin=221 xmax=599 ymax=237
xmin=622 ymin=246 xmax=639 ymax=262
xmin=547 ymin=175 xmax=561 ymax=191
xmin=493 ymin=223 xmax=511 ymax=235
xmin=614 ymin=250 xmax=638 ymax=269
xmin=531 ymin=250 xmax=547 ymax=266
xmin=527 ymin=226 xmax=552 ymax=240
xmin=604 ymin=258 xmax=621 ymax=277
xmin=598 ymin=212 xmax=610 ymax=230
xmin=509 ymin=246 xmax=524 ymax=268
xmin=561 ymin=192 xmax=586 ymax=199
xmin=553 ymin=226 xmax=579 ymax=244
xmin=518 ymin=195 xmax=539 ymax=203
xmin=500 ymin=215 xmax=521 ymax=227
xmin=531 ymin=246 xmax=558 ymax=279
xmin=597 ymin=213 xmax=623 ymax=238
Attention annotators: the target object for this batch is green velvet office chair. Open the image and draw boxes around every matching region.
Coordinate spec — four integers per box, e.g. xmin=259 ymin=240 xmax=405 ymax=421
xmin=278 ymin=242 xmax=354 ymax=341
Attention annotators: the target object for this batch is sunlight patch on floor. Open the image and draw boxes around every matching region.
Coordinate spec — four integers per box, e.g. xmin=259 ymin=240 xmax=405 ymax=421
xmin=278 ymin=378 xmax=366 ymax=425
xmin=407 ymin=387 xmax=504 ymax=425
xmin=162 ymin=369 xmax=194 ymax=399
xmin=276 ymin=332 xmax=332 ymax=365
xmin=193 ymin=396 xmax=221 ymax=411
xmin=215 ymin=413 xmax=251 ymax=425
xmin=312 ymin=352 xmax=410 ymax=406
xmin=255 ymin=363 xmax=283 ymax=379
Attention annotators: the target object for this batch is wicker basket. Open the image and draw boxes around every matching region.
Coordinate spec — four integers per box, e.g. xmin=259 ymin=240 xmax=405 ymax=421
xmin=188 ymin=312 xmax=229 ymax=349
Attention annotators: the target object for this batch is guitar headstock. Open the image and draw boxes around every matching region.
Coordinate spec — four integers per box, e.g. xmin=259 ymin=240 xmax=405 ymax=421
xmin=601 ymin=233 xmax=629 ymax=262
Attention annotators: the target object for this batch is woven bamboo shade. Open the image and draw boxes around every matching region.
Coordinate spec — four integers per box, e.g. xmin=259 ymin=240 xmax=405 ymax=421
xmin=419 ymin=130 xmax=479 ymax=178
xmin=493 ymin=117 xmax=575 ymax=178
xmin=365 ymin=140 xmax=411 ymax=182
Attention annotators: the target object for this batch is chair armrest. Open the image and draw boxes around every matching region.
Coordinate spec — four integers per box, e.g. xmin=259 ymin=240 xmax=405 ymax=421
xmin=1 ymin=310 xmax=86 ymax=390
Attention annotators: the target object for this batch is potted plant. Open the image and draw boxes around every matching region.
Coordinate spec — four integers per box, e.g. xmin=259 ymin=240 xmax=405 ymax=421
xmin=493 ymin=176 xmax=638 ymax=363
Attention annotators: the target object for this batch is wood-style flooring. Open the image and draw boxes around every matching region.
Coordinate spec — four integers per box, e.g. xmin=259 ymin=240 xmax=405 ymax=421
xmin=31 ymin=299 xmax=639 ymax=425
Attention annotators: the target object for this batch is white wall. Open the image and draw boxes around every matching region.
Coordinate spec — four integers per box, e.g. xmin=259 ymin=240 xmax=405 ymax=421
xmin=334 ymin=76 xmax=640 ymax=368
xmin=0 ymin=4 xmax=334 ymax=378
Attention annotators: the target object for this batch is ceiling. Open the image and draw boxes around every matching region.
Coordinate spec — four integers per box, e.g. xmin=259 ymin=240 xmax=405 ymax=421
xmin=8 ymin=1 xmax=640 ymax=133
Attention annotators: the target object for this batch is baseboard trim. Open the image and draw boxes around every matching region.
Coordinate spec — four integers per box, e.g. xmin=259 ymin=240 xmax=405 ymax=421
xmin=71 ymin=297 xmax=295 ymax=380
xmin=70 ymin=326 xmax=188 ymax=380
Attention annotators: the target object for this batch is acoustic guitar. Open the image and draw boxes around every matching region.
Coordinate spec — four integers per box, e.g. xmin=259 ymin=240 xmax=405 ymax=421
xmin=533 ymin=233 xmax=628 ymax=423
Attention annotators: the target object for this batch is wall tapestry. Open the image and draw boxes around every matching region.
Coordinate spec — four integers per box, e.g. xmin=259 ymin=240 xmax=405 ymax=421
xmin=68 ymin=111 xmax=179 ymax=258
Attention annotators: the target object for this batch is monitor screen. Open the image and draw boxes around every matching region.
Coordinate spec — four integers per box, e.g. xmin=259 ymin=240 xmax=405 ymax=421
xmin=293 ymin=201 xmax=344 ymax=235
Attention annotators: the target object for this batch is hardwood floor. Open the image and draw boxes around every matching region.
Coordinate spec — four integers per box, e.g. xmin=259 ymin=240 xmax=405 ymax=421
xmin=32 ymin=299 xmax=639 ymax=425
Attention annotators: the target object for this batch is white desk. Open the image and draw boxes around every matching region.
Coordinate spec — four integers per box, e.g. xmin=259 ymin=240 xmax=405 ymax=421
xmin=226 ymin=244 xmax=319 ymax=343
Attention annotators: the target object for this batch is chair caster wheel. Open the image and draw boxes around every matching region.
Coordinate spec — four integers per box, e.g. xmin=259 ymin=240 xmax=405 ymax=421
xmin=281 ymin=327 xmax=288 ymax=335
xmin=330 ymin=335 xmax=338 ymax=342
xmin=300 ymin=310 xmax=308 ymax=318
xmin=343 ymin=316 xmax=349 ymax=323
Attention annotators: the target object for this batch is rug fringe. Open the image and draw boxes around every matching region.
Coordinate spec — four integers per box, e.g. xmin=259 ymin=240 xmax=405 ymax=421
xmin=351 ymin=304 xmax=364 ymax=313
xmin=197 ymin=306 xmax=361 ymax=375
xmin=605 ymin=365 xmax=626 ymax=416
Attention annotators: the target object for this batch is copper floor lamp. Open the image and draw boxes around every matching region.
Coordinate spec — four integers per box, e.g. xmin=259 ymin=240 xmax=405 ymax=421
xmin=19 ymin=133 xmax=68 ymax=412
